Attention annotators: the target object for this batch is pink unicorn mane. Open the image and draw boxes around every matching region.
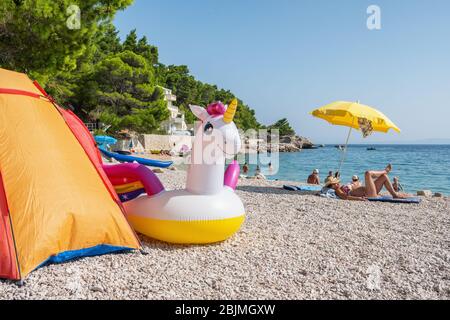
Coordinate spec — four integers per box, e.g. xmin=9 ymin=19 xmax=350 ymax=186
xmin=207 ymin=101 xmax=226 ymax=117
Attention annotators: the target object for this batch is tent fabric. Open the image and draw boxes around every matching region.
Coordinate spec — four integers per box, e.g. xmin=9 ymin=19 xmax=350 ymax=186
xmin=0 ymin=68 xmax=140 ymax=279
xmin=56 ymin=107 xmax=123 ymax=204
xmin=0 ymin=172 xmax=19 ymax=279
xmin=0 ymin=69 xmax=42 ymax=97
xmin=56 ymin=107 xmax=140 ymax=241
xmin=57 ymin=108 xmax=103 ymax=164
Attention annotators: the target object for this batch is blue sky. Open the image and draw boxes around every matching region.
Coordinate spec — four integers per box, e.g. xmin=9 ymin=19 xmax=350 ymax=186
xmin=115 ymin=0 xmax=450 ymax=144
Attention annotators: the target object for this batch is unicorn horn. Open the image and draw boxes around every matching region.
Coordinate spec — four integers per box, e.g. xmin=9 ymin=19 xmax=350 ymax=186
xmin=223 ymin=98 xmax=238 ymax=123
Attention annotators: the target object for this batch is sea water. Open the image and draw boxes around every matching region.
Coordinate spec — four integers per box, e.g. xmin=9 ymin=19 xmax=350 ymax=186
xmin=239 ymin=145 xmax=450 ymax=195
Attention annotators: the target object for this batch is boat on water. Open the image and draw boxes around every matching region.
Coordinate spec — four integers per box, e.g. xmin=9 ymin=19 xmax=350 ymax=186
xmin=302 ymin=144 xmax=319 ymax=150
xmin=367 ymin=147 xmax=377 ymax=151
xmin=335 ymin=145 xmax=345 ymax=150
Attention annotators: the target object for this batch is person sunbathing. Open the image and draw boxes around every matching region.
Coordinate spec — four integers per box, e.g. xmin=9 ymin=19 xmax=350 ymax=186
xmin=325 ymin=164 xmax=409 ymax=201
xmin=255 ymin=165 xmax=266 ymax=180
xmin=393 ymin=176 xmax=404 ymax=192
xmin=242 ymin=162 xmax=249 ymax=174
xmin=324 ymin=171 xmax=334 ymax=184
xmin=350 ymin=175 xmax=362 ymax=188
xmin=307 ymin=169 xmax=320 ymax=185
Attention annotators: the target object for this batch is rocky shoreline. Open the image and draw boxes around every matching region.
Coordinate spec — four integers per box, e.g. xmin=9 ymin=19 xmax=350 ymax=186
xmin=244 ymin=135 xmax=317 ymax=153
xmin=111 ymin=132 xmax=317 ymax=156
xmin=278 ymin=135 xmax=317 ymax=152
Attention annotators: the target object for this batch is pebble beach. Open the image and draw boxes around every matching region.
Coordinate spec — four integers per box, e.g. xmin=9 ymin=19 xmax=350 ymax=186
xmin=0 ymin=169 xmax=448 ymax=300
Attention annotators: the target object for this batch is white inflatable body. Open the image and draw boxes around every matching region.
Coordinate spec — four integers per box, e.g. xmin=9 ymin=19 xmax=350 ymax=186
xmin=124 ymin=187 xmax=245 ymax=243
xmin=121 ymin=100 xmax=246 ymax=244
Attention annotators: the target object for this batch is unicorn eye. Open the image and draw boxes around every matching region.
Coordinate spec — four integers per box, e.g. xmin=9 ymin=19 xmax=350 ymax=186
xmin=204 ymin=122 xmax=214 ymax=134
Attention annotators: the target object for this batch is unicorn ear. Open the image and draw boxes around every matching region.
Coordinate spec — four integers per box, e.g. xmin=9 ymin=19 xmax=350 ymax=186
xmin=189 ymin=105 xmax=209 ymax=121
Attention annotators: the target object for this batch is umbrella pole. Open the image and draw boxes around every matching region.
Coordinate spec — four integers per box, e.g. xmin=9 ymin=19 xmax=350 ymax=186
xmin=338 ymin=126 xmax=353 ymax=173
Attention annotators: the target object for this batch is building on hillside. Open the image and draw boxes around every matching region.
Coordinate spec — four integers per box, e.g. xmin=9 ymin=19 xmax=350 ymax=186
xmin=160 ymin=87 xmax=191 ymax=135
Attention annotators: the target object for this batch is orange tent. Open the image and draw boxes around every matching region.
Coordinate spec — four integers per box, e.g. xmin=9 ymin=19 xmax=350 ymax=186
xmin=0 ymin=68 xmax=140 ymax=280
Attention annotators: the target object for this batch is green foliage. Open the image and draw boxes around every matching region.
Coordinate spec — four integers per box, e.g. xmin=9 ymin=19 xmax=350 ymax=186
xmin=98 ymin=112 xmax=121 ymax=131
xmin=78 ymin=50 xmax=169 ymax=133
xmin=123 ymin=29 xmax=158 ymax=65
xmin=0 ymin=0 xmax=133 ymax=83
xmin=93 ymin=128 xmax=108 ymax=136
xmin=99 ymin=104 xmax=168 ymax=134
xmin=268 ymin=118 xmax=296 ymax=136
xmin=95 ymin=21 xmax=123 ymax=59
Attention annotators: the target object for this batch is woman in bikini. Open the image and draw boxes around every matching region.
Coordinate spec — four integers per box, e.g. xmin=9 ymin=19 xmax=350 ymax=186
xmin=325 ymin=164 xmax=408 ymax=201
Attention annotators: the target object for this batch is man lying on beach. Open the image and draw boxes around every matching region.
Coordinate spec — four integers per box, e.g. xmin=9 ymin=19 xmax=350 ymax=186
xmin=325 ymin=164 xmax=409 ymax=201
xmin=307 ymin=169 xmax=320 ymax=185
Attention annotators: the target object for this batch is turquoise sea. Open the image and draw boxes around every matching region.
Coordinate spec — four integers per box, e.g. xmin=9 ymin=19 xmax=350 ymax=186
xmin=239 ymin=145 xmax=450 ymax=196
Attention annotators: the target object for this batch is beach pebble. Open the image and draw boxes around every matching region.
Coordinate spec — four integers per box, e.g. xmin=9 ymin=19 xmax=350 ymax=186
xmin=0 ymin=170 xmax=448 ymax=300
xmin=152 ymin=168 xmax=164 ymax=174
xmin=89 ymin=285 xmax=104 ymax=293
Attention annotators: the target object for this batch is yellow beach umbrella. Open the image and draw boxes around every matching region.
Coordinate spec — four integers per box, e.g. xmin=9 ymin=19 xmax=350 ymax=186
xmin=310 ymin=101 xmax=401 ymax=171
xmin=311 ymin=101 xmax=401 ymax=133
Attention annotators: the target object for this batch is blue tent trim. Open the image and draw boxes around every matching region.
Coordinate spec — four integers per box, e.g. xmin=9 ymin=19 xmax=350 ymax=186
xmin=36 ymin=244 xmax=133 ymax=270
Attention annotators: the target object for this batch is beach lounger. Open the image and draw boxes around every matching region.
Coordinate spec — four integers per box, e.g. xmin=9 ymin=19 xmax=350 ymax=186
xmin=283 ymin=185 xmax=323 ymax=192
xmin=316 ymin=190 xmax=421 ymax=203
xmin=367 ymin=196 xmax=422 ymax=204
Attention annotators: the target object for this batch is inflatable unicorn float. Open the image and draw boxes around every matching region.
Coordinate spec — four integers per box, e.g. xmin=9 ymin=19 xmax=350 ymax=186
xmin=103 ymin=99 xmax=245 ymax=244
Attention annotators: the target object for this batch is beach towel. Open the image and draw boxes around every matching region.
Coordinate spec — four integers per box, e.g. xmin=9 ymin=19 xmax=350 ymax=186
xmin=283 ymin=185 xmax=323 ymax=192
xmin=367 ymin=196 xmax=421 ymax=204
xmin=319 ymin=187 xmax=339 ymax=199
xmin=315 ymin=187 xmax=421 ymax=203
